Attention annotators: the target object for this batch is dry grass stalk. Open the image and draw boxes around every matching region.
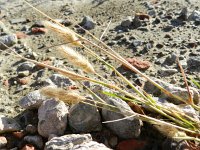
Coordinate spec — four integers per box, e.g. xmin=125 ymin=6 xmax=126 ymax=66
xmin=43 ymin=21 xmax=82 ymax=47
xmin=40 ymin=86 xmax=85 ymax=105
xmin=58 ymin=45 xmax=95 ymax=73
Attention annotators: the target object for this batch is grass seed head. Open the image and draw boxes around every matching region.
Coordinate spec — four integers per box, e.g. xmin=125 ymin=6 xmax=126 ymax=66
xmin=58 ymin=45 xmax=95 ymax=74
xmin=40 ymin=86 xmax=85 ymax=105
xmin=43 ymin=21 xmax=82 ymax=46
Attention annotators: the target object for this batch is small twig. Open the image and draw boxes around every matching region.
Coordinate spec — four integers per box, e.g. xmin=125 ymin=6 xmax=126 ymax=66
xmin=99 ymin=18 xmax=112 ymax=41
xmin=177 ymin=57 xmax=193 ymax=105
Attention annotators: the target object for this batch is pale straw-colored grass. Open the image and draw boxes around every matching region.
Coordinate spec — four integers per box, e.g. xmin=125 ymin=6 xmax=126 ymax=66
xmin=57 ymin=45 xmax=95 ymax=74
xmin=40 ymin=86 xmax=85 ymax=105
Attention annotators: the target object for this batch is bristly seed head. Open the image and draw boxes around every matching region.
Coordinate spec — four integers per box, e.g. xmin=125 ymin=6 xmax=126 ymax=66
xmin=43 ymin=21 xmax=82 ymax=47
xmin=40 ymin=86 xmax=86 ymax=105
xmin=58 ymin=45 xmax=95 ymax=74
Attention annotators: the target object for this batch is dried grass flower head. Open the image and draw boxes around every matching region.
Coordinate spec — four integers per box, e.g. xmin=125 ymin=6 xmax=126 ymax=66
xmin=43 ymin=21 xmax=82 ymax=46
xmin=40 ymin=86 xmax=86 ymax=105
xmin=58 ymin=45 xmax=95 ymax=74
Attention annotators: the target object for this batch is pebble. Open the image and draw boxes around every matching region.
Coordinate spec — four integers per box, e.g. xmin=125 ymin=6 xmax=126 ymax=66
xmin=19 ymin=90 xmax=48 ymax=109
xmin=68 ymin=97 xmax=102 ymax=133
xmin=177 ymin=7 xmax=188 ymax=21
xmin=18 ymin=71 xmax=30 ymax=77
xmin=23 ymin=135 xmax=44 ymax=149
xmin=25 ymin=124 xmax=37 ymax=134
xmin=93 ymin=86 xmax=142 ymax=139
xmin=187 ymin=56 xmax=200 ymax=71
xmin=10 ymin=18 xmax=27 ymax=24
xmin=121 ymin=16 xmax=132 ymax=27
xmin=38 ymin=99 xmax=69 ymax=138
xmin=162 ymin=138 xmax=189 ymax=150
xmin=0 ymin=34 xmax=17 ymax=50
xmin=158 ymin=68 xmax=178 ymax=77
xmin=0 ymin=115 xmax=21 ymax=133
xmin=0 ymin=136 xmax=7 ymax=148
xmin=44 ymin=134 xmax=92 ymax=150
xmin=48 ymin=74 xmax=76 ymax=88
xmin=132 ymin=40 xmax=142 ymax=47
xmin=80 ymin=16 xmax=96 ymax=30
xmin=188 ymin=10 xmax=200 ymax=22
xmin=17 ymin=62 xmax=35 ymax=72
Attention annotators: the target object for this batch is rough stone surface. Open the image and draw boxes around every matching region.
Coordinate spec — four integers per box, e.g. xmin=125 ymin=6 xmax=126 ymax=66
xmin=38 ymin=99 xmax=69 ymax=138
xmin=19 ymin=90 xmax=49 ymax=109
xmin=23 ymin=135 xmax=44 ymax=149
xmin=144 ymin=78 xmax=200 ymax=104
xmin=68 ymin=97 xmax=102 ymax=133
xmin=187 ymin=56 xmax=200 ymax=71
xmin=48 ymin=74 xmax=76 ymax=88
xmin=0 ymin=136 xmax=7 ymax=149
xmin=44 ymin=134 xmax=92 ymax=150
xmin=0 ymin=115 xmax=21 ymax=133
xmin=17 ymin=62 xmax=35 ymax=72
xmin=80 ymin=16 xmax=96 ymax=30
xmin=0 ymin=34 xmax=17 ymax=50
xmin=93 ymin=85 xmax=142 ymax=139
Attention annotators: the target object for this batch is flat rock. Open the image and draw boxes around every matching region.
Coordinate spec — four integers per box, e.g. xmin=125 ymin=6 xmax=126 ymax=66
xmin=93 ymin=85 xmax=142 ymax=139
xmin=0 ymin=115 xmax=21 ymax=133
xmin=38 ymin=99 xmax=69 ymax=138
xmin=44 ymin=134 xmax=92 ymax=150
xmin=68 ymin=97 xmax=102 ymax=133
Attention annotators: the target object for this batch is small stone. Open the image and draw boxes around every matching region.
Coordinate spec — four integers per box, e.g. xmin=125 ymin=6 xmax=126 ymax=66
xmin=0 ymin=136 xmax=7 ymax=148
xmin=18 ymin=71 xmax=30 ymax=77
xmin=31 ymin=27 xmax=48 ymax=34
xmin=44 ymin=134 xmax=92 ymax=150
xmin=48 ymin=74 xmax=76 ymax=88
xmin=187 ymin=56 xmax=200 ymax=71
xmin=17 ymin=62 xmax=35 ymax=72
xmin=121 ymin=16 xmax=132 ymax=27
xmin=188 ymin=10 xmax=200 ymax=22
xmin=177 ymin=7 xmax=188 ymax=21
xmin=80 ymin=16 xmax=96 ymax=30
xmin=21 ymin=144 xmax=36 ymax=150
xmin=10 ymin=18 xmax=27 ymax=24
xmin=0 ymin=34 xmax=17 ymax=50
xmin=124 ymin=58 xmax=151 ymax=71
xmin=132 ymin=40 xmax=142 ymax=47
xmin=25 ymin=124 xmax=37 ymax=134
xmin=19 ymin=90 xmax=48 ymax=109
xmin=93 ymin=86 xmax=142 ymax=139
xmin=0 ymin=115 xmax=21 ymax=133
xmin=148 ymin=9 xmax=156 ymax=17
xmin=162 ymin=138 xmax=189 ymax=150
xmin=132 ymin=16 xmax=141 ymax=28
xmin=38 ymin=99 xmax=69 ymax=138
xmin=158 ymin=68 xmax=178 ymax=77
xmin=68 ymin=97 xmax=102 ymax=133
xmin=24 ymin=135 xmax=44 ymax=149
xmin=163 ymin=53 xmax=178 ymax=66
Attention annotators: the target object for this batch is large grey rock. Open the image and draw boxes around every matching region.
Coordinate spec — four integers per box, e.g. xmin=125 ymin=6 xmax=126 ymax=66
xmin=23 ymin=135 xmax=44 ymax=149
xmin=144 ymin=78 xmax=200 ymax=104
xmin=68 ymin=97 xmax=102 ymax=133
xmin=0 ymin=34 xmax=17 ymax=50
xmin=38 ymin=99 xmax=69 ymax=138
xmin=19 ymin=90 xmax=50 ymax=109
xmin=44 ymin=134 xmax=92 ymax=150
xmin=93 ymin=86 xmax=142 ymax=139
xmin=0 ymin=115 xmax=21 ymax=133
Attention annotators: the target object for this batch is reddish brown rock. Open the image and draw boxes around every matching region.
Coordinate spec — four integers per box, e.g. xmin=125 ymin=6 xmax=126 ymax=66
xmin=123 ymin=58 xmax=150 ymax=71
xmin=117 ymin=139 xmax=147 ymax=150
xmin=12 ymin=131 xmax=25 ymax=139
xmin=15 ymin=32 xmax=28 ymax=39
xmin=18 ymin=77 xmax=31 ymax=85
xmin=31 ymin=27 xmax=48 ymax=34
xmin=21 ymin=144 xmax=36 ymax=150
